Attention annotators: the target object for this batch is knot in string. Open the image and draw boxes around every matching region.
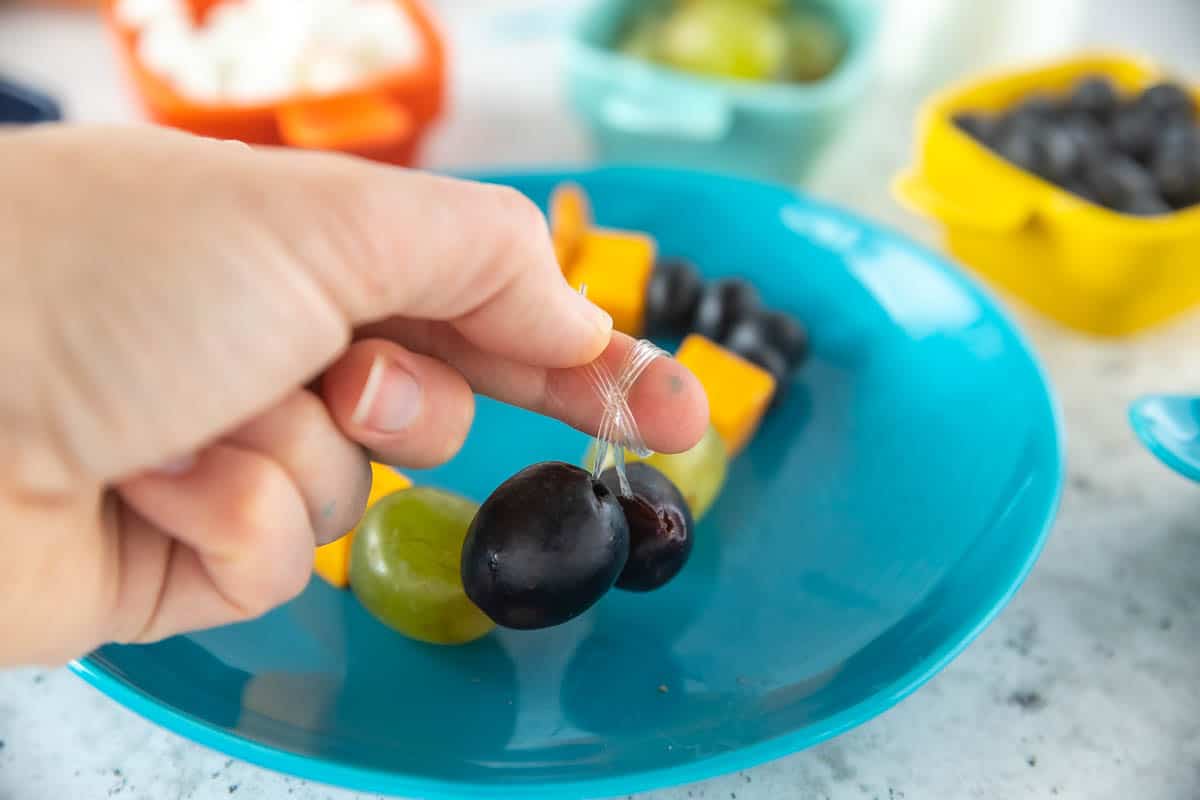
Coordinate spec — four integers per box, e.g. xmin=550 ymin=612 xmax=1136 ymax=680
xmin=577 ymin=285 xmax=665 ymax=496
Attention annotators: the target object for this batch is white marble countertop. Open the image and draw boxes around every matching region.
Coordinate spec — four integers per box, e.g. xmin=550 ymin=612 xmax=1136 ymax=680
xmin=3 ymin=2 xmax=1200 ymax=799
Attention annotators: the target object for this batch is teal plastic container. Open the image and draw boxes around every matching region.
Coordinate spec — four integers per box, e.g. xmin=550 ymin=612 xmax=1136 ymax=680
xmin=566 ymin=0 xmax=879 ymax=182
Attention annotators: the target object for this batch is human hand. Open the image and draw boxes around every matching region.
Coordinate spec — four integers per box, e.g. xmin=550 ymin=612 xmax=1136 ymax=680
xmin=0 ymin=125 xmax=708 ymax=666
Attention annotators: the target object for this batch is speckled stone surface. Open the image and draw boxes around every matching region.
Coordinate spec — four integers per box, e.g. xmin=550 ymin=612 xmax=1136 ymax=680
xmin=3 ymin=2 xmax=1200 ymax=799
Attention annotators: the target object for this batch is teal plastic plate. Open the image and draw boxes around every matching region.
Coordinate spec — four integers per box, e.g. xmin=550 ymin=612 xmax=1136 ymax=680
xmin=71 ymin=166 xmax=1063 ymax=799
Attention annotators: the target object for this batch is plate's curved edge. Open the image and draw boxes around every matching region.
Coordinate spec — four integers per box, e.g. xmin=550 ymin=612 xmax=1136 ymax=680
xmin=1127 ymin=396 xmax=1200 ymax=482
xmin=71 ymin=164 xmax=1067 ymax=800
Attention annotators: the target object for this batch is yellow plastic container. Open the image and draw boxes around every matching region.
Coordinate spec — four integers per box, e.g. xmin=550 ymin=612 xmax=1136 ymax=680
xmin=894 ymin=52 xmax=1200 ymax=337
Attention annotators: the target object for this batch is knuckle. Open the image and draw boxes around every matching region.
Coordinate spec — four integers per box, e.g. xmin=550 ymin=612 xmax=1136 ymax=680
xmin=494 ymin=185 xmax=548 ymax=241
xmin=467 ymin=186 xmax=555 ymax=308
xmin=222 ymin=461 xmax=297 ymax=554
xmin=235 ymin=552 xmax=310 ymax=620
xmin=271 ymin=558 xmax=313 ymax=609
xmin=286 ymin=389 xmax=337 ymax=443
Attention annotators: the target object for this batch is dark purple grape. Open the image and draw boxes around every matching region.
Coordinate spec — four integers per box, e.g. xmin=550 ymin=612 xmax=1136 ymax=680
xmin=599 ymin=463 xmax=693 ymax=592
xmin=725 ymin=311 xmax=809 ymax=370
xmin=1070 ymin=75 xmax=1119 ymax=121
xmin=693 ymin=278 xmax=761 ymax=342
xmin=726 ymin=337 xmax=789 ymax=397
xmin=645 ymin=258 xmax=703 ymax=336
xmin=760 ymin=310 xmax=809 ymax=367
xmin=461 ymin=462 xmax=629 ymax=629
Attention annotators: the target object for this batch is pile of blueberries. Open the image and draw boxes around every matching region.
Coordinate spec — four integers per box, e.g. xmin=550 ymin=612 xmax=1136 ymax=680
xmin=954 ymin=75 xmax=1200 ymax=216
xmin=645 ymin=258 xmax=810 ymax=396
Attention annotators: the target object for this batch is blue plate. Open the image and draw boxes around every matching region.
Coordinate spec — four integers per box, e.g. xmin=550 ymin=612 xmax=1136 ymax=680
xmin=70 ymin=167 xmax=1063 ymax=799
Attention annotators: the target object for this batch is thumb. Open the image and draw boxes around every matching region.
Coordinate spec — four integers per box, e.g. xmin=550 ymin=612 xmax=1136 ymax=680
xmin=0 ymin=125 xmax=608 ymax=492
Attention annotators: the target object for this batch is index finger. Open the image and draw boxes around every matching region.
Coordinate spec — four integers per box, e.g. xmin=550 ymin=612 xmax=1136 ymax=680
xmin=255 ymin=150 xmax=614 ymax=368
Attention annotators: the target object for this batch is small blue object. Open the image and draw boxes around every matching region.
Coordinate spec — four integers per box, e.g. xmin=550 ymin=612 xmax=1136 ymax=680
xmin=70 ymin=166 xmax=1063 ymax=799
xmin=566 ymin=0 xmax=878 ymax=182
xmin=0 ymin=77 xmax=61 ymax=124
xmin=1129 ymin=394 xmax=1200 ymax=481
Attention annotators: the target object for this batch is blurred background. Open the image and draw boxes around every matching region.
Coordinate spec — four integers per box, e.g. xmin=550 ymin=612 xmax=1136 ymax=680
xmin=2 ymin=1 xmax=1196 ymax=207
xmin=5 ymin=0 xmax=1197 ymax=333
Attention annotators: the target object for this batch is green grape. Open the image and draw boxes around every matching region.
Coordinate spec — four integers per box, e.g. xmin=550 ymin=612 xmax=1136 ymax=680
xmin=657 ymin=0 xmax=787 ymax=82
xmin=619 ymin=13 xmax=664 ymax=61
xmin=784 ymin=10 xmax=845 ymax=82
xmin=585 ymin=424 xmax=728 ymax=521
xmin=349 ymin=487 xmax=493 ymax=645
xmin=679 ymin=0 xmax=786 ymax=11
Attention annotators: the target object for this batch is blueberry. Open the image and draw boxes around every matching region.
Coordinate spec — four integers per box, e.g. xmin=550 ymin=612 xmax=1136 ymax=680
xmin=1152 ymin=121 xmax=1200 ymax=172
xmin=1070 ymin=75 xmax=1119 ymax=121
xmin=1110 ymin=104 xmax=1159 ymax=161
xmin=1060 ymin=177 xmax=1099 ymax=204
xmin=1119 ymin=191 xmax=1172 ymax=216
xmin=1061 ymin=113 xmax=1111 ymax=164
xmin=1009 ymin=94 xmax=1059 ymax=126
xmin=645 ymin=258 xmax=703 ymax=336
xmin=954 ymin=112 xmax=999 ymax=144
xmin=1086 ymin=154 xmax=1157 ymax=208
xmin=599 ymin=463 xmax=693 ymax=592
xmin=994 ymin=120 xmax=1045 ymax=175
xmin=1137 ymin=81 xmax=1194 ymax=121
xmin=461 ymin=462 xmax=629 ymax=629
xmin=1035 ymin=125 xmax=1083 ymax=182
xmin=1152 ymin=148 xmax=1200 ymax=208
xmin=725 ymin=311 xmax=808 ymax=369
xmin=1155 ymin=120 xmax=1200 ymax=161
xmin=693 ymin=278 xmax=761 ymax=342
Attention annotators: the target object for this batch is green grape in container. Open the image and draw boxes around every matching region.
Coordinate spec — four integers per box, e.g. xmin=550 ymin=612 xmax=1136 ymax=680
xmin=657 ymin=0 xmax=788 ymax=82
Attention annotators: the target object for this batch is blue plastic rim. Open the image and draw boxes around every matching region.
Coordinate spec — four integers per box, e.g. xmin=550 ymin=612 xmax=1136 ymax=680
xmin=1129 ymin=394 xmax=1200 ymax=482
xmin=71 ymin=166 xmax=1064 ymax=800
xmin=566 ymin=0 xmax=879 ymax=181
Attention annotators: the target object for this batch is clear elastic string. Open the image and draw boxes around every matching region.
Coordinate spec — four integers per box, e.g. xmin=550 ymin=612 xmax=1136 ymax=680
xmin=578 ymin=287 xmax=665 ymax=496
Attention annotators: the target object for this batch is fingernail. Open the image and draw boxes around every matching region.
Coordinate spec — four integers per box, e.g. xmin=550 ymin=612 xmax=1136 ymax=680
xmin=155 ymin=453 xmax=196 ymax=476
xmin=352 ymin=355 xmax=421 ymax=434
xmin=570 ymin=289 xmax=612 ymax=334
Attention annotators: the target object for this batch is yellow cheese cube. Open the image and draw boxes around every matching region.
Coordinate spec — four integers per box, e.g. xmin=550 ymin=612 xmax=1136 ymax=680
xmin=313 ymin=462 xmax=412 ymax=588
xmin=566 ymin=228 xmax=657 ymax=336
xmin=675 ymin=334 xmax=776 ymax=456
xmin=550 ymin=182 xmax=591 ymax=272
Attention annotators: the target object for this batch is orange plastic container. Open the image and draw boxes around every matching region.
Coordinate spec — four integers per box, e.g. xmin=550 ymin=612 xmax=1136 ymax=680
xmin=102 ymin=0 xmax=446 ymax=165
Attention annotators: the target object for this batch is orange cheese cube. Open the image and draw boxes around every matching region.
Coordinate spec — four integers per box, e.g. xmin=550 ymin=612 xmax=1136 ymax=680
xmin=675 ymin=334 xmax=776 ymax=456
xmin=550 ymin=182 xmax=591 ymax=272
xmin=565 ymin=228 xmax=657 ymax=336
xmin=313 ymin=462 xmax=412 ymax=588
